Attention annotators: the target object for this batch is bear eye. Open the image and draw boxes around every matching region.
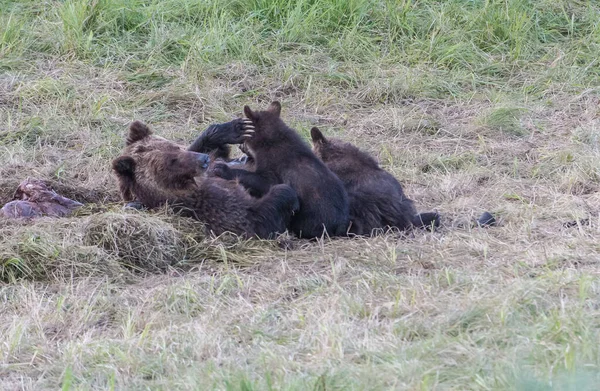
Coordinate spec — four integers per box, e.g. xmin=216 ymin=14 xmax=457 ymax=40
xmin=169 ymin=157 xmax=178 ymax=165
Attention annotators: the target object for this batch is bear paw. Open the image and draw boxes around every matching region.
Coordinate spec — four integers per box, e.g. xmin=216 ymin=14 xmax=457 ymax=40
xmin=227 ymin=118 xmax=255 ymax=144
xmin=210 ymin=162 xmax=234 ymax=180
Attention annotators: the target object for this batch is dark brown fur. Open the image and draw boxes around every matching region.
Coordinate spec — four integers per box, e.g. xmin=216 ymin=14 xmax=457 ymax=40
xmin=112 ymin=121 xmax=299 ymax=239
xmin=211 ymin=102 xmax=350 ymax=239
xmin=188 ymin=118 xmax=255 ymax=164
xmin=311 ymin=127 xmax=439 ymax=235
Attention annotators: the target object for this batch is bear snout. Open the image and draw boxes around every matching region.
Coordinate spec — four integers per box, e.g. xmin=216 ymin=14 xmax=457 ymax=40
xmin=192 ymin=152 xmax=210 ymax=169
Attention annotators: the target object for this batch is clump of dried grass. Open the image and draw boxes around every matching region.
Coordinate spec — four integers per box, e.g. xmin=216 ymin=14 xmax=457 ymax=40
xmin=0 ymin=218 xmax=124 ymax=282
xmin=0 ymin=210 xmax=286 ymax=283
xmin=82 ymin=212 xmax=190 ymax=272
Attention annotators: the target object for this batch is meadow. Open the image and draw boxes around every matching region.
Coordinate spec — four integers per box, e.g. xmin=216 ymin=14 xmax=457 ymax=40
xmin=1 ymin=0 xmax=600 ymax=389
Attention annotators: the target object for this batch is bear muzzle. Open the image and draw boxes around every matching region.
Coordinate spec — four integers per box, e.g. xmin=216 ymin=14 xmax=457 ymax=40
xmin=192 ymin=152 xmax=210 ymax=169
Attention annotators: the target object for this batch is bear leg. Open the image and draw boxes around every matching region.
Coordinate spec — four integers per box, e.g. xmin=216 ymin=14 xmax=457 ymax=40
xmin=188 ymin=119 xmax=254 ymax=159
xmin=250 ymin=184 xmax=299 ymax=239
xmin=212 ymin=166 xmax=276 ymax=198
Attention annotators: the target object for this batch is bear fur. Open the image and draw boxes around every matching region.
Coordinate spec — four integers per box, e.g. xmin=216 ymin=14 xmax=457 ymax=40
xmin=188 ymin=118 xmax=255 ymax=164
xmin=211 ymin=102 xmax=350 ymax=239
xmin=310 ymin=127 xmax=439 ymax=235
xmin=112 ymin=121 xmax=299 ymax=239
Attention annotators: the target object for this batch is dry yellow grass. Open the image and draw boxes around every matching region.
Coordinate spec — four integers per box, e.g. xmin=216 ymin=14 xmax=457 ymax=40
xmin=2 ymin=0 xmax=600 ymax=389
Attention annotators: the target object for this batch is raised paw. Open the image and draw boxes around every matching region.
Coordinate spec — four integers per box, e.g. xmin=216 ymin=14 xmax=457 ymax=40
xmin=241 ymin=118 xmax=255 ymax=137
xmin=219 ymin=118 xmax=254 ymax=145
xmin=202 ymin=119 xmax=255 ymax=146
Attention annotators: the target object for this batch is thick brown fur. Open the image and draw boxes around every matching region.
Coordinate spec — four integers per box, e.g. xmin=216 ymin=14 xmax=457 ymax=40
xmin=188 ymin=118 xmax=255 ymax=164
xmin=310 ymin=127 xmax=439 ymax=235
xmin=211 ymin=102 xmax=350 ymax=238
xmin=112 ymin=121 xmax=299 ymax=239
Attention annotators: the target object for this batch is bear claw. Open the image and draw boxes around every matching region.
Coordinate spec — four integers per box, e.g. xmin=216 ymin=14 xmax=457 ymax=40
xmin=242 ymin=119 xmax=255 ymax=134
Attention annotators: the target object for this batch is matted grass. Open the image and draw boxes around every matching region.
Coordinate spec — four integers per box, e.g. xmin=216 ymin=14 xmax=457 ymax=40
xmin=2 ymin=0 xmax=600 ymax=389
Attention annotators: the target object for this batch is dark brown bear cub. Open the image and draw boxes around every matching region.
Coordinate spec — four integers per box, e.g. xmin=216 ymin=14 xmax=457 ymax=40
xmin=310 ymin=127 xmax=439 ymax=236
xmin=112 ymin=121 xmax=299 ymax=239
xmin=212 ymin=102 xmax=349 ymax=239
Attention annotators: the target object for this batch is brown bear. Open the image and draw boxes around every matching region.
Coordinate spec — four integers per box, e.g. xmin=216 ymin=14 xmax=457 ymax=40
xmin=111 ymin=121 xmax=299 ymax=239
xmin=310 ymin=127 xmax=440 ymax=236
xmin=210 ymin=102 xmax=350 ymax=239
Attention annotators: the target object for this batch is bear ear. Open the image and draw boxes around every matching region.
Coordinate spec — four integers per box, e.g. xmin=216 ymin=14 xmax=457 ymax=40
xmin=244 ymin=105 xmax=257 ymax=122
xmin=267 ymin=101 xmax=281 ymax=117
xmin=127 ymin=121 xmax=152 ymax=145
xmin=310 ymin=127 xmax=327 ymax=144
xmin=112 ymin=156 xmax=136 ymax=177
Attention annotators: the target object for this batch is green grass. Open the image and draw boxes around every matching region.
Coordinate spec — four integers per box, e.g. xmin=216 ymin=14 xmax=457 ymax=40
xmin=2 ymin=0 xmax=600 ymax=389
xmin=2 ymin=0 xmax=600 ymax=99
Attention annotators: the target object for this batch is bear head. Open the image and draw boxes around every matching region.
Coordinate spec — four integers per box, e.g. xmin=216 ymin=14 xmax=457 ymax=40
xmin=310 ymin=126 xmax=348 ymax=163
xmin=311 ymin=126 xmax=379 ymax=169
xmin=112 ymin=121 xmax=210 ymax=208
xmin=242 ymin=101 xmax=285 ymax=145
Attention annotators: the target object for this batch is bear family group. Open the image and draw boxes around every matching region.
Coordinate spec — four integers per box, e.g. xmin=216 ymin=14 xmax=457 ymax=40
xmin=110 ymin=101 xmax=442 ymax=240
xmin=0 ymin=101 xmax=447 ymax=239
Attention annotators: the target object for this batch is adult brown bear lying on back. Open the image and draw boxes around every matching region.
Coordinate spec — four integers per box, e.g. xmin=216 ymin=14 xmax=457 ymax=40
xmin=310 ymin=127 xmax=440 ymax=236
xmin=111 ymin=121 xmax=299 ymax=239
xmin=210 ymin=102 xmax=350 ymax=239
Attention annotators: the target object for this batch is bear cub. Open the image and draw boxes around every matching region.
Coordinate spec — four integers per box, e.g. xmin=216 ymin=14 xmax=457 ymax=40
xmin=211 ymin=102 xmax=350 ymax=239
xmin=112 ymin=121 xmax=299 ymax=239
xmin=310 ymin=127 xmax=439 ymax=236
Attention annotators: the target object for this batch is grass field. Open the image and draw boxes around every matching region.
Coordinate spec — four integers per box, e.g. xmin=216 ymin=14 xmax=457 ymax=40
xmin=2 ymin=0 xmax=600 ymax=389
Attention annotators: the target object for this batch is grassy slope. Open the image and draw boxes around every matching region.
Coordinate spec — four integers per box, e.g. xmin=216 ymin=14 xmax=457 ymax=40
xmin=1 ymin=0 xmax=600 ymax=389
